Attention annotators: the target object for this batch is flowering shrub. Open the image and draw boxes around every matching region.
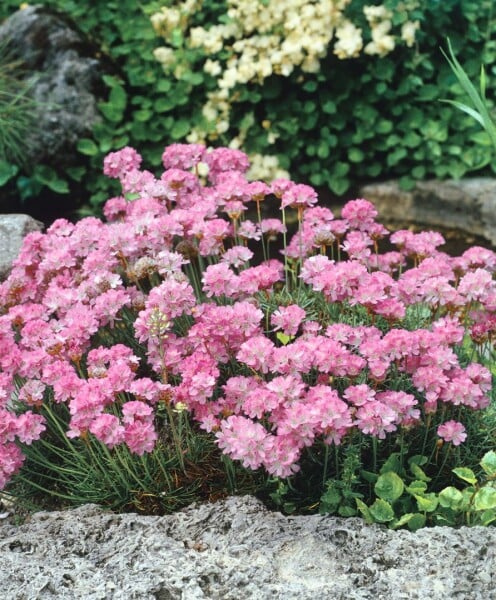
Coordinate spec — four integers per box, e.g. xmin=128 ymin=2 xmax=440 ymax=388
xmin=151 ymin=0 xmax=420 ymax=177
xmin=2 ymin=1 xmax=494 ymax=212
xmin=1 ymin=143 xmax=495 ymax=517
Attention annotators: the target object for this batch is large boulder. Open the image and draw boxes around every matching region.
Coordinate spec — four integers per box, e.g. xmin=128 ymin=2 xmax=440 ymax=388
xmin=0 ymin=5 xmax=114 ymax=169
xmin=0 ymin=214 xmax=44 ymax=281
xmin=0 ymin=495 xmax=493 ymax=599
xmin=359 ymin=178 xmax=496 ymax=247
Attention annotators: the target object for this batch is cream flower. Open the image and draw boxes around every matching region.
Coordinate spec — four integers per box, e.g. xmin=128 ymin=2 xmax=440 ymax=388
xmin=401 ymin=20 xmax=420 ymax=47
xmin=334 ymin=21 xmax=363 ymax=59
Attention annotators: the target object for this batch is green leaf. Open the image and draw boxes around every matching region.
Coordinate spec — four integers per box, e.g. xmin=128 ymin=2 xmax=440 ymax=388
xmin=438 ymin=486 xmax=464 ymax=510
xmin=480 ymin=510 xmax=496 ymax=526
xmin=453 ymin=467 xmax=477 ymax=485
xmin=33 ymin=165 xmax=57 ymax=184
xmin=480 ymin=451 xmax=496 ymax=477
xmin=170 ymin=120 xmax=191 ymax=140
xmin=348 ymin=148 xmax=364 ymax=163
xmin=473 ymin=487 xmax=496 ymax=511
xmin=102 ymin=74 xmax=120 ymax=87
xmin=469 ymin=131 xmax=492 ymax=146
xmin=65 ymin=166 xmax=86 ymax=182
xmin=331 ymin=161 xmax=350 ymax=178
xmin=376 ymin=120 xmax=393 ymax=134
xmin=409 ymin=462 xmax=431 ymax=482
xmin=406 ymin=480 xmax=428 ymax=495
xmin=407 ymin=513 xmax=426 ymax=531
xmin=46 ymin=178 xmax=70 ymax=194
xmin=369 ymin=498 xmax=395 ymax=523
xmin=0 ymin=160 xmax=18 ymax=186
xmin=414 ymin=493 xmax=438 ymax=513
xmin=77 ymin=139 xmax=99 ymax=156
xmin=399 ymin=176 xmax=415 ymax=191
xmin=390 ymin=513 xmax=416 ymax=529
xmin=355 ymin=498 xmax=374 ymax=524
xmin=317 ymin=142 xmax=330 ymax=159
xmin=409 ymin=456 xmax=428 ymax=468
xmin=319 ymin=485 xmax=342 ymax=514
xmin=338 ymin=505 xmax=357 ymax=517
xmin=109 ymin=85 xmax=127 ymax=110
xmin=99 ymin=103 xmax=124 ymax=123
xmin=32 ymin=165 xmax=70 ymax=194
xmin=322 ymin=100 xmax=336 ymax=114
xmin=276 ymin=332 xmax=292 ymax=345
xmin=154 ymin=97 xmax=176 ymax=113
xmin=380 ymin=453 xmax=402 ymax=475
xmin=417 ymin=84 xmax=440 ymax=101
xmin=182 ymin=71 xmax=204 ymax=86
xmin=412 ymin=165 xmax=426 ymax=178
xmin=156 ymin=80 xmax=172 ymax=93
xmin=374 ymin=472 xmax=404 ymax=503
xmin=329 ymin=177 xmax=349 ymax=196
xmin=360 ymin=470 xmax=379 ymax=484
xmin=302 ymin=80 xmax=317 ymax=92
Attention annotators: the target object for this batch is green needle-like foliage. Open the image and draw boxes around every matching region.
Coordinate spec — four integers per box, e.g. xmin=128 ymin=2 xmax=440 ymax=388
xmin=0 ymin=41 xmax=38 ymax=165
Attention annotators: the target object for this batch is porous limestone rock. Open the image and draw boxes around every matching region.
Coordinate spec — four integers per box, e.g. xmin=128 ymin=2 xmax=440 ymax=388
xmin=0 ymin=214 xmax=44 ymax=280
xmin=0 ymin=5 xmax=114 ymax=168
xmin=359 ymin=178 xmax=496 ymax=247
xmin=0 ymin=495 xmax=493 ymax=599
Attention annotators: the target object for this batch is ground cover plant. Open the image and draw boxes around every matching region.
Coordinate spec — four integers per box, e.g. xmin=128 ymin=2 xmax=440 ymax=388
xmin=1 ymin=142 xmax=496 ymax=528
xmin=0 ymin=1 xmax=495 ymax=214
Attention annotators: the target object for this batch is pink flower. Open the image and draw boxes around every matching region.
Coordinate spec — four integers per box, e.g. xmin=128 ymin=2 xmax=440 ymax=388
xmin=215 ymin=415 xmax=271 ymax=470
xmin=103 ymin=147 xmax=142 ymax=178
xmin=355 ymin=401 xmax=398 ymax=439
xmin=343 ymin=384 xmax=376 ymax=407
xmin=0 ymin=443 xmax=25 ymax=489
xmin=205 ymin=148 xmax=250 ymax=183
xmin=280 ymin=183 xmax=318 ymax=210
xmin=271 ymin=304 xmax=306 ymax=336
xmin=89 ymin=414 xmax=125 ymax=448
xmin=341 ymin=199 xmax=378 ymax=229
xmin=236 ymin=335 xmax=275 ymax=373
xmin=161 ymin=143 xmax=205 ymax=170
xmin=437 ymin=421 xmax=467 ymax=446
xmin=122 ymin=401 xmax=154 ymax=425
xmin=202 ymin=263 xmax=238 ymax=298
xmin=124 ymin=421 xmax=157 ymax=455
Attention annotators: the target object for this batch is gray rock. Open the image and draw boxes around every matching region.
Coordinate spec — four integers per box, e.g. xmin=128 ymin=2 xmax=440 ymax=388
xmin=0 ymin=214 xmax=44 ymax=280
xmin=0 ymin=5 xmax=112 ymax=168
xmin=0 ymin=495 xmax=494 ymax=599
xmin=359 ymin=178 xmax=496 ymax=247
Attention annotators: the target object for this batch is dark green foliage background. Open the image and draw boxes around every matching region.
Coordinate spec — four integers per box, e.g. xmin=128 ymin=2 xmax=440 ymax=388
xmin=0 ymin=0 xmax=495 ymax=216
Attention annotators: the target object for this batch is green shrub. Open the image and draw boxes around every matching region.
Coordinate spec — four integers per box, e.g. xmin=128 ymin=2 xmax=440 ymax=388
xmin=0 ymin=0 xmax=495 ymax=215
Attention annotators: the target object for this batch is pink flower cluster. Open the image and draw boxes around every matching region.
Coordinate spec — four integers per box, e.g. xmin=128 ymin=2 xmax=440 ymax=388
xmin=0 ymin=143 xmax=494 ymax=487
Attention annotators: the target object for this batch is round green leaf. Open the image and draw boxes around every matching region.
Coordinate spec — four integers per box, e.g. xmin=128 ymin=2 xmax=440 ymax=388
xmin=452 ymin=467 xmax=477 ymax=485
xmin=414 ymin=493 xmax=438 ymax=513
xmin=109 ymin=85 xmax=127 ymax=110
xmin=407 ymin=513 xmax=426 ymax=531
xmin=369 ymin=498 xmax=395 ymax=523
xmin=480 ymin=451 xmax=496 ymax=477
xmin=473 ymin=487 xmax=496 ymax=511
xmin=438 ymin=486 xmax=464 ymax=510
xmin=170 ymin=120 xmax=191 ymax=140
xmin=375 ymin=472 xmax=404 ymax=503
xmin=77 ymin=139 xmax=99 ymax=156
xmin=46 ymin=178 xmax=69 ymax=194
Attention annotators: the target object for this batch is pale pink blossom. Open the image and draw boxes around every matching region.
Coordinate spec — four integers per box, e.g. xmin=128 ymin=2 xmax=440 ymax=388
xmin=437 ymin=421 xmax=467 ymax=446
